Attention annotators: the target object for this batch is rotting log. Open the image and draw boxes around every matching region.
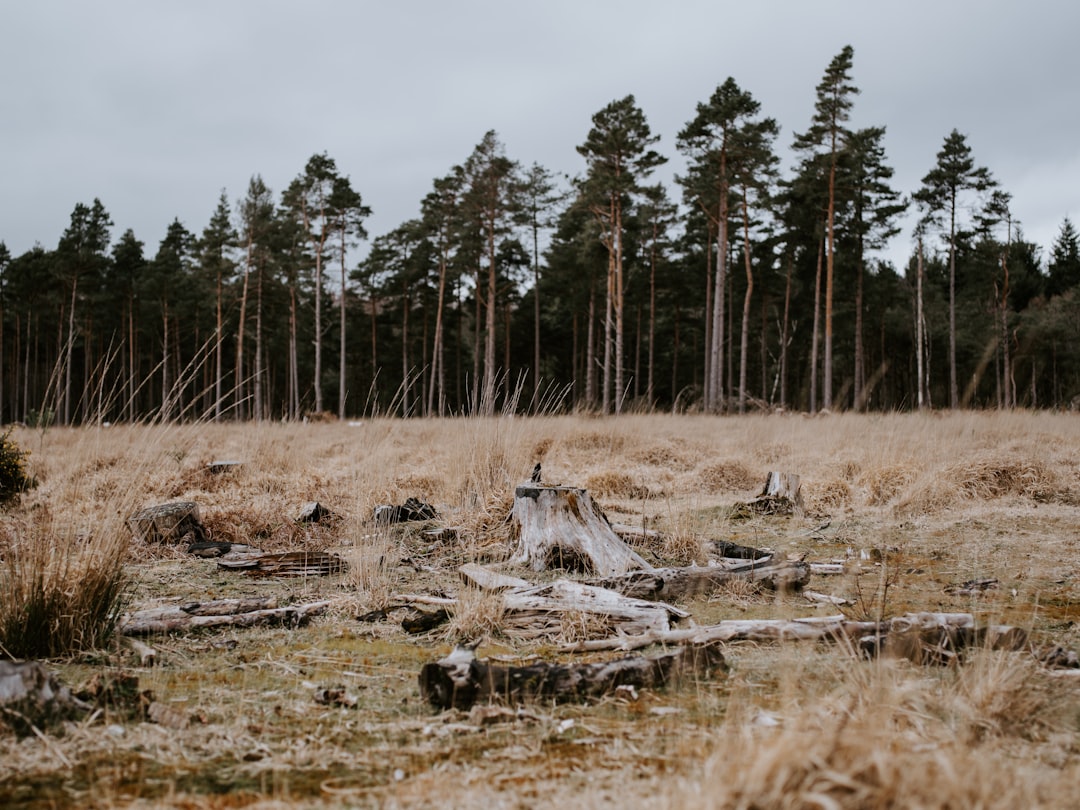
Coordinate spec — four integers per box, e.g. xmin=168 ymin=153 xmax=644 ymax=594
xmin=418 ymin=641 xmax=727 ymax=710
xmin=509 ymin=485 xmax=652 ymax=576
xmin=594 ymin=560 xmax=810 ymax=601
xmin=119 ymin=600 xmax=329 ymax=636
xmin=128 ymin=501 xmax=208 ymax=544
xmin=562 ymin=612 xmax=1031 ymax=665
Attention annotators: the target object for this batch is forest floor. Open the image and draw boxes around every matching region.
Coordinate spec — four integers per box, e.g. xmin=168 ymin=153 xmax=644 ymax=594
xmin=3 ymin=411 xmax=1080 ymax=808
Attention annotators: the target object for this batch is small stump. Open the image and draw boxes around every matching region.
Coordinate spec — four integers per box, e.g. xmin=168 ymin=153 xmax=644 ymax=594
xmin=128 ymin=501 xmax=208 ymax=544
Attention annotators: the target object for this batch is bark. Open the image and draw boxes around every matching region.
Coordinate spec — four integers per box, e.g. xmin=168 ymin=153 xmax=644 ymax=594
xmin=738 ymin=187 xmax=753 ymax=413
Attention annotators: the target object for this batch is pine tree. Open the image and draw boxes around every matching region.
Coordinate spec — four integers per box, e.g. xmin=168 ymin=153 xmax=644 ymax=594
xmin=109 ymin=229 xmax=146 ymax=421
xmin=460 ymin=131 xmax=521 ymax=414
xmin=1047 ymin=217 xmax=1080 ymax=296
xmin=579 ymin=96 xmax=665 ymax=414
xmin=678 ymin=78 xmax=772 ymax=413
xmin=328 ymin=175 xmax=371 ymax=418
xmin=793 ymin=46 xmax=858 ymax=411
xmin=283 ymin=153 xmax=341 ymax=414
xmin=914 ymin=129 xmax=996 ymax=408
xmin=56 ymin=199 xmax=112 ymax=424
xmin=197 ymin=191 xmax=238 ymax=421
xmin=841 ymin=127 xmax=906 ymax=409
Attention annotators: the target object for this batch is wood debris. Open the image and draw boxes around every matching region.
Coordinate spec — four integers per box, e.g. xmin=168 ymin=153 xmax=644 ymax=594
xmin=216 ymin=550 xmax=346 ymax=577
xmin=562 ymin=612 xmax=1032 ymax=666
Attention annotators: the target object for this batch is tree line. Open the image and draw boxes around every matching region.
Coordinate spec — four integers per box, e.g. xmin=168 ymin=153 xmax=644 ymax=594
xmin=4 ymin=45 xmax=1080 ymax=425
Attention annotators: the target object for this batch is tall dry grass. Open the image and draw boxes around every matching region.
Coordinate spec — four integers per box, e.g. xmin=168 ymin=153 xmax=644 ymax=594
xmin=673 ymin=651 xmax=1076 ymax=810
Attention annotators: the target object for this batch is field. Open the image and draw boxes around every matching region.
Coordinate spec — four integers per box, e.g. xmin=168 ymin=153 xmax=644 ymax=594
xmin=2 ymin=411 xmax=1080 ymax=808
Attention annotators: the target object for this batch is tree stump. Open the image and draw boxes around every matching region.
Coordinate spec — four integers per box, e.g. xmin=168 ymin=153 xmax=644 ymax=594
xmin=750 ymin=472 xmax=805 ymax=516
xmin=128 ymin=501 xmax=208 ymax=544
xmin=509 ymin=485 xmax=652 ymax=577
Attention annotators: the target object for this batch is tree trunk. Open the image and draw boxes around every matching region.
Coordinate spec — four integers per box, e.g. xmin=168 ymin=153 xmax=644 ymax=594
xmin=586 ymin=282 xmax=597 ymax=409
xmin=254 ymin=258 xmax=264 ymax=421
xmin=916 ymin=235 xmax=926 ymax=409
xmin=738 ymin=188 xmax=753 ymax=413
xmin=948 ymin=192 xmax=959 ymax=408
xmin=339 ymin=233 xmax=348 ymax=419
xmin=810 ymin=229 xmax=824 ymax=413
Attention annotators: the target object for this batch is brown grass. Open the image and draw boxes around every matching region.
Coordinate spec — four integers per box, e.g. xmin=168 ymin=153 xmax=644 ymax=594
xmin=3 ymin=411 xmax=1080 ymax=808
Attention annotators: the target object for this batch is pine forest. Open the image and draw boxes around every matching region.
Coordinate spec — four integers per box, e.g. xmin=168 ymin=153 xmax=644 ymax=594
xmin=5 ymin=46 xmax=1080 ymax=425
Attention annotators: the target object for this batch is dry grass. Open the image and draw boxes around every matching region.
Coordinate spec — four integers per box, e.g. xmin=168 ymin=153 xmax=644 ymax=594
xmin=2 ymin=411 xmax=1080 ymax=808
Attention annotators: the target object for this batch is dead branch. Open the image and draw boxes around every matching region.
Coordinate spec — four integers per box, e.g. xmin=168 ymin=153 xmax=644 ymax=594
xmin=120 ymin=600 xmax=330 ymax=636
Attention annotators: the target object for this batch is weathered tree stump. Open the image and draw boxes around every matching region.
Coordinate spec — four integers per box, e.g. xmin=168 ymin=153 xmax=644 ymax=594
xmin=510 ymin=485 xmax=652 ymax=576
xmin=418 ymin=641 xmax=727 ymax=710
xmin=749 ymin=472 xmax=804 ymax=516
xmin=128 ymin=501 xmax=208 ymax=544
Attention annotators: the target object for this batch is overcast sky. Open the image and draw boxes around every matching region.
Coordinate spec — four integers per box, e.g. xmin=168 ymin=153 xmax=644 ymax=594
xmin=3 ymin=1 xmax=1078 ymax=271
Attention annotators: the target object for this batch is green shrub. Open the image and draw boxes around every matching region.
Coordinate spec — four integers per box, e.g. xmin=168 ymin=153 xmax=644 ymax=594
xmin=0 ymin=429 xmax=33 ymax=504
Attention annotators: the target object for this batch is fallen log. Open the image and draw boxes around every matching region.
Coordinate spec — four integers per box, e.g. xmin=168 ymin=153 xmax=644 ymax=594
xmin=562 ymin=612 xmax=1027 ymax=665
xmin=509 ymin=485 xmax=652 ymax=576
xmin=400 ymin=571 xmax=687 ymax=641
xmin=419 ymin=641 xmax=727 ymax=710
xmin=120 ymin=600 xmax=330 ymax=635
xmin=501 ymin=579 xmax=686 ymax=639
xmin=594 ymin=560 xmax=810 ymax=601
